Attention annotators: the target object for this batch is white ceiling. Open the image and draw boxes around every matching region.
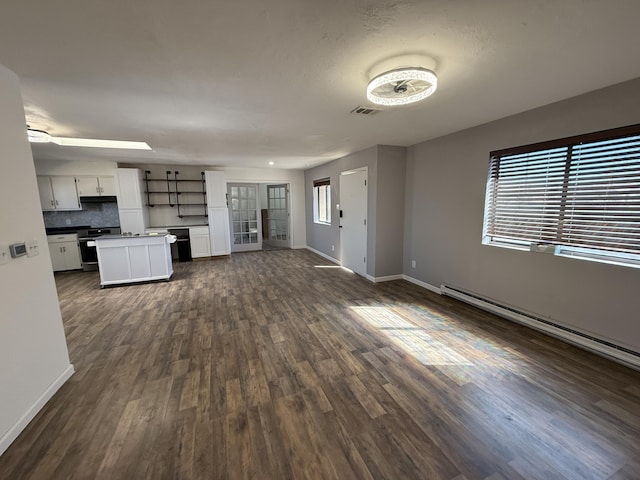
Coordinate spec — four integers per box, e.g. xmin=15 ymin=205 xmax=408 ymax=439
xmin=2 ymin=0 xmax=640 ymax=170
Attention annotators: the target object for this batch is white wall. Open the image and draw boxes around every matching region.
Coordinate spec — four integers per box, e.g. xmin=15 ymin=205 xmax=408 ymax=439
xmin=34 ymin=159 xmax=118 ymax=176
xmin=0 ymin=65 xmax=73 ymax=456
xmin=404 ymin=77 xmax=640 ymax=352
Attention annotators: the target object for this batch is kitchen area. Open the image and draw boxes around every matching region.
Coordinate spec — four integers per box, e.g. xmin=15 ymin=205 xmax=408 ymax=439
xmin=37 ymin=160 xmax=231 ymax=287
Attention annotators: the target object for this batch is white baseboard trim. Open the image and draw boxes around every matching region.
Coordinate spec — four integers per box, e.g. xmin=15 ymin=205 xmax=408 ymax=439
xmin=441 ymin=285 xmax=640 ymax=371
xmin=0 ymin=363 xmax=74 ymax=456
xmin=368 ymin=274 xmax=404 ymax=283
xmin=402 ymin=275 xmax=443 ymax=294
xmin=305 ymin=246 xmax=341 ymax=265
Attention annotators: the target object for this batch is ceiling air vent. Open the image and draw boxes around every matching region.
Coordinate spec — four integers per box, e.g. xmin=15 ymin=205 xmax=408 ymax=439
xmin=350 ymin=106 xmax=381 ymax=116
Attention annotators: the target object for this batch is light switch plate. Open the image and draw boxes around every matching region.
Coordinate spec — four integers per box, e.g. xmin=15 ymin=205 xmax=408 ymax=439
xmin=0 ymin=245 xmax=10 ymax=265
xmin=27 ymin=240 xmax=40 ymax=257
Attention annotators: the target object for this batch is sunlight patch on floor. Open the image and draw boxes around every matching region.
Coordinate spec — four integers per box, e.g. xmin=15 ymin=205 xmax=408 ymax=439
xmin=350 ymin=306 xmax=475 ymax=366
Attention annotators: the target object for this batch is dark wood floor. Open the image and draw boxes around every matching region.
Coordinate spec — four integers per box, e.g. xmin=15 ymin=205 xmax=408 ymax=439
xmin=1 ymin=249 xmax=639 ymax=479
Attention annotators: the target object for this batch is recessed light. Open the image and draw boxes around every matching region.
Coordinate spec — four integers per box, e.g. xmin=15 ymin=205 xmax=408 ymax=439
xmin=269 ymin=161 xmax=275 ymax=165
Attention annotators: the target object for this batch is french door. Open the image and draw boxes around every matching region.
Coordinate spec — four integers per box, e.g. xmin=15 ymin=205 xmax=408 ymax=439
xmin=228 ymin=183 xmax=262 ymax=252
xmin=265 ymin=184 xmax=289 ymax=248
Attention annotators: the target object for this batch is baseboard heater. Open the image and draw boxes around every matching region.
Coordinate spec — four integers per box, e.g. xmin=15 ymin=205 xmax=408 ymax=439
xmin=440 ymin=284 xmax=640 ymax=370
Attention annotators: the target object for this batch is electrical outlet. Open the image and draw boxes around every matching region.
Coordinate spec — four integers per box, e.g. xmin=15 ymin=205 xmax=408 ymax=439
xmin=331 ymin=245 xmax=335 ymax=252
xmin=0 ymin=245 xmax=10 ymax=265
xmin=27 ymin=239 xmax=39 ymax=257
xmin=411 ymin=260 xmax=416 ymax=268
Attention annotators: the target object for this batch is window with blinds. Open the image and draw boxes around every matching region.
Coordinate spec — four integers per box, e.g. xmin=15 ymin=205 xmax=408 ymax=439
xmin=313 ymin=178 xmax=331 ymax=225
xmin=482 ymin=124 xmax=640 ymax=268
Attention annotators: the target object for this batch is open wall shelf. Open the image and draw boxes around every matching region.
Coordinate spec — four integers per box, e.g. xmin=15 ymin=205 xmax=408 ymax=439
xmin=144 ymin=170 xmax=208 ymax=218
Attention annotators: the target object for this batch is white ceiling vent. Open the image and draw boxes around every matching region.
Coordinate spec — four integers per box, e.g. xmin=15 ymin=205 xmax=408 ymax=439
xmin=350 ymin=106 xmax=381 ymax=116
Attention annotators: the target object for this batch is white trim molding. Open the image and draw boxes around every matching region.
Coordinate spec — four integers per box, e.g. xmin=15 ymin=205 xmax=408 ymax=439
xmin=441 ymin=284 xmax=640 ymax=371
xmin=401 ymin=275 xmax=443 ymax=294
xmin=0 ymin=364 xmax=74 ymax=456
xmin=306 ymin=246 xmax=341 ymax=265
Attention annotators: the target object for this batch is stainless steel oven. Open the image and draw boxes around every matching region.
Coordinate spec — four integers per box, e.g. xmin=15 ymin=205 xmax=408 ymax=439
xmin=78 ymin=227 xmax=121 ymax=271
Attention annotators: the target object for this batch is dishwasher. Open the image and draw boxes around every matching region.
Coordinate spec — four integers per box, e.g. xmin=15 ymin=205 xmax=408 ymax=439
xmin=168 ymin=228 xmax=192 ymax=262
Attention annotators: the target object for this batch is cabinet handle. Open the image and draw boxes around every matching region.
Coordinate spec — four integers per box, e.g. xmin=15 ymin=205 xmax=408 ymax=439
xmin=55 ymin=200 xmax=59 ymax=205
xmin=50 ymin=200 xmax=54 ymax=206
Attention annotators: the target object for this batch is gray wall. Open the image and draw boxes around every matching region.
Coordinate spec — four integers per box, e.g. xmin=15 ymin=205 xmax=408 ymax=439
xmin=305 ymin=145 xmax=407 ymax=278
xmin=404 ymin=77 xmax=640 ymax=351
xmin=375 ymin=146 xmax=406 ymax=277
xmin=305 ymin=146 xmax=378 ymax=275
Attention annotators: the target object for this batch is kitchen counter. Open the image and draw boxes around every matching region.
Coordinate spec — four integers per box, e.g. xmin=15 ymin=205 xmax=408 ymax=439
xmin=45 ymin=225 xmax=91 ymax=235
xmin=92 ymin=234 xmax=176 ymax=287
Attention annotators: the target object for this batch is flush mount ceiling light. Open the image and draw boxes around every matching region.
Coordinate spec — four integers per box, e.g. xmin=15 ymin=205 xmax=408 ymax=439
xmin=26 ymin=127 xmax=152 ymax=150
xmin=366 ymin=67 xmax=438 ymax=106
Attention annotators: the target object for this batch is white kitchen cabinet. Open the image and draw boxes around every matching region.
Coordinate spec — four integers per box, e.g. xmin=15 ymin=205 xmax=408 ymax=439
xmin=116 ymin=168 xmax=148 ymax=234
xmin=47 ymin=234 xmax=82 ymax=271
xmin=37 ymin=176 xmax=80 ymax=211
xmin=118 ymin=209 xmax=147 ymax=235
xmin=208 ymin=207 xmax=231 ymax=256
xmin=116 ymin=168 xmax=144 ymax=208
xmin=205 ymin=171 xmax=227 ymax=207
xmin=189 ymin=226 xmax=211 ymax=258
xmin=76 ymin=176 xmax=117 ymax=196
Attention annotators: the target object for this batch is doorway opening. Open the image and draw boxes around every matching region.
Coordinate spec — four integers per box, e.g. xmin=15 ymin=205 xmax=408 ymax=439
xmin=228 ymin=182 xmax=291 ymax=252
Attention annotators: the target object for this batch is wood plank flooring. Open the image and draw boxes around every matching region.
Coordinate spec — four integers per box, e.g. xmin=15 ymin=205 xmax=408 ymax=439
xmin=1 ymin=249 xmax=639 ymax=479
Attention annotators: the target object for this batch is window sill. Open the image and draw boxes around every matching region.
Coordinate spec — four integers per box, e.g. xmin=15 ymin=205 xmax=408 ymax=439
xmin=482 ymin=240 xmax=640 ymax=270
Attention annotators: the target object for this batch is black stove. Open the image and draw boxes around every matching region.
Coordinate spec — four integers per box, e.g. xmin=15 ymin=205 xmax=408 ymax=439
xmin=77 ymin=227 xmax=121 ymax=271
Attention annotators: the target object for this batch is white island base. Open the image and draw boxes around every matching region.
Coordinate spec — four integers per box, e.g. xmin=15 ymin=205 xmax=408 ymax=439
xmin=92 ymin=234 xmax=176 ymax=287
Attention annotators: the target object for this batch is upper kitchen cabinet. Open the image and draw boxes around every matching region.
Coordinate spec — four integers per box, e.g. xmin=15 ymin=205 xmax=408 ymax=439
xmin=76 ymin=176 xmax=117 ymax=197
xmin=205 ymin=171 xmax=227 ymax=207
xmin=116 ymin=169 xmax=144 ymax=209
xmin=116 ymin=168 xmax=148 ymax=234
xmin=37 ymin=176 xmax=81 ymax=211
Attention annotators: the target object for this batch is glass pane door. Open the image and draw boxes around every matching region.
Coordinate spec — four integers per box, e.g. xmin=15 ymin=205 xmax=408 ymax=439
xmin=266 ymin=184 xmax=289 ymax=248
xmin=228 ymin=183 xmax=262 ymax=252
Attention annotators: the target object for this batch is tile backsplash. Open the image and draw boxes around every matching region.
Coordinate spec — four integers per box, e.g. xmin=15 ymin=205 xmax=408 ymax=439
xmin=43 ymin=202 xmax=120 ymax=228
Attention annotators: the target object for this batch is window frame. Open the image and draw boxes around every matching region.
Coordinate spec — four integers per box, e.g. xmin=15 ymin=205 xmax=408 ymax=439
xmin=313 ymin=178 xmax=331 ymax=225
xmin=482 ymin=123 xmax=640 ymax=269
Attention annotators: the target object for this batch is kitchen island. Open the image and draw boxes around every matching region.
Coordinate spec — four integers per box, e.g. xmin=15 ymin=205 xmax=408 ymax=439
xmin=90 ymin=234 xmax=176 ymax=287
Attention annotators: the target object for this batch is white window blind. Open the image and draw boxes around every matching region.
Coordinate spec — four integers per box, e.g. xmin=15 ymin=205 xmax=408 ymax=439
xmin=483 ymin=125 xmax=640 ymax=266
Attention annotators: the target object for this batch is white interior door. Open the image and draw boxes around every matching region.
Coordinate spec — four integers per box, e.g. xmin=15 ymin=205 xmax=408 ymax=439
xmin=266 ymin=184 xmax=290 ymax=248
xmin=340 ymin=168 xmax=367 ymax=276
xmin=228 ymin=183 xmax=262 ymax=252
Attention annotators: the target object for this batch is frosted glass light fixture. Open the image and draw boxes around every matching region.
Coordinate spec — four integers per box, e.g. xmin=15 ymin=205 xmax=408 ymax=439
xmin=367 ymin=67 xmax=438 ymax=106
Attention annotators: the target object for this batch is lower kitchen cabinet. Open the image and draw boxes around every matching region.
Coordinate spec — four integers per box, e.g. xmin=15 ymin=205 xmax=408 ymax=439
xmin=189 ymin=226 xmax=211 ymax=258
xmin=47 ymin=234 xmax=82 ymax=271
xmin=208 ymin=207 xmax=231 ymax=256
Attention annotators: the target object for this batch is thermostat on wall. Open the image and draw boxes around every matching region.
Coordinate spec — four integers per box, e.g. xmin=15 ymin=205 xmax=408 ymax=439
xmin=9 ymin=242 xmax=27 ymax=258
